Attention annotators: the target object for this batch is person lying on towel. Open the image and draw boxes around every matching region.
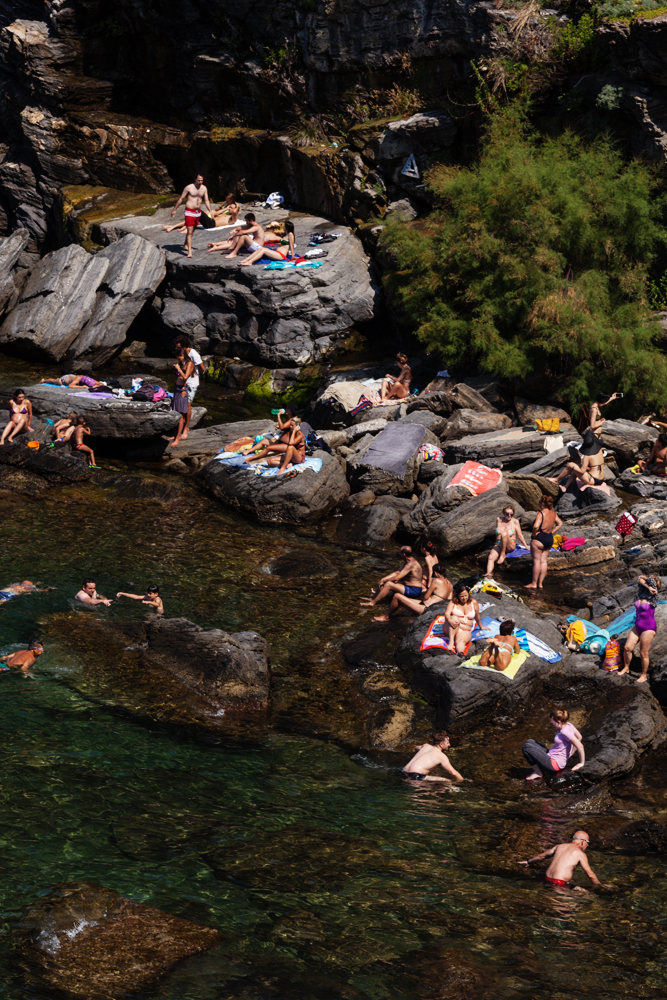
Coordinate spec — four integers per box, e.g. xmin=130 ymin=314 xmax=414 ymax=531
xmin=479 ymin=619 xmax=521 ymax=671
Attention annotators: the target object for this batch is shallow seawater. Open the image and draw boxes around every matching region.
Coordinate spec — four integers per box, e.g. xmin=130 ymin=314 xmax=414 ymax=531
xmin=1 ymin=446 xmax=667 ymax=997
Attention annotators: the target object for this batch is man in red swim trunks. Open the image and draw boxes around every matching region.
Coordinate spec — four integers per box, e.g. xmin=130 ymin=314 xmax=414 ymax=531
xmin=169 ymin=174 xmax=213 ymax=259
xmin=518 ymin=830 xmax=612 ymax=890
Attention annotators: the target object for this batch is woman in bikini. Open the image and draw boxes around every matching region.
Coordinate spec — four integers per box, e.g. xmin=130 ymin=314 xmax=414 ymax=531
xmin=589 ymin=392 xmax=621 ymax=436
xmin=527 ymin=495 xmax=563 ymax=590
xmin=239 ymin=221 xmax=296 ymax=267
xmin=375 ymin=564 xmax=453 ymax=621
xmin=274 ymin=421 xmax=306 ymax=472
xmin=553 ymin=430 xmax=606 ymax=492
xmin=485 ymin=504 xmax=527 ymax=578
xmin=444 ymin=582 xmax=482 ymax=654
xmin=244 ymin=407 xmax=299 ymax=464
xmin=0 ymin=389 xmax=34 ymax=445
xmin=380 ymin=353 xmax=412 ymax=401
xmin=421 ymin=540 xmax=439 ymax=589
xmin=479 ymin=619 xmax=521 ymax=671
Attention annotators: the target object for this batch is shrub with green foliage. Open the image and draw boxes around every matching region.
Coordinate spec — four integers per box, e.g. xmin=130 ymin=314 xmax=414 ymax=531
xmin=380 ymin=107 xmax=667 ymax=413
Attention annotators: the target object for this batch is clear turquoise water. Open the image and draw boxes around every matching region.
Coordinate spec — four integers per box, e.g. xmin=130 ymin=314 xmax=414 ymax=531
xmin=1 ymin=435 xmax=667 ymax=997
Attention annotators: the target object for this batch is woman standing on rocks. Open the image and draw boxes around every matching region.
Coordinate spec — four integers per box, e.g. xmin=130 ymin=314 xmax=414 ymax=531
xmin=444 ymin=582 xmax=482 ymax=654
xmin=527 ymin=495 xmax=562 ymax=590
xmin=522 ymin=709 xmax=585 ymax=781
xmin=619 ymin=575 xmax=661 ymax=683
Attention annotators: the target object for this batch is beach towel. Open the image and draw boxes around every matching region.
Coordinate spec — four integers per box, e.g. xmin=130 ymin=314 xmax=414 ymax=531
xmin=461 ymin=649 xmax=529 ymax=680
xmin=514 ymin=628 xmax=562 ymax=662
xmin=505 ymin=545 xmax=531 ymax=559
xmin=447 ymin=460 xmax=503 ymax=496
xmin=362 ymin=422 xmax=426 ymax=478
xmin=560 ymin=537 xmax=586 ymax=551
xmin=565 ymin=615 xmax=600 ymax=638
xmin=264 ymin=260 xmax=323 ymax=270
xmin=72 ymin=391 xmax=116 ymax=399
xmin=255 ymin=456 xmax=323 ymax=478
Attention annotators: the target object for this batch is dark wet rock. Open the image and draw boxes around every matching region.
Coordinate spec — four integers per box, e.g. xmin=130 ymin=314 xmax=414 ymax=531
xmin=616 ymin=468 xmax=667 ymax=500
xmin=0 ymin=236 xmax=165 ymax=365
xmin=338 ymin=487 xmax=376 ymax=508
xmin=398 ymin=409 xmax=449 ymax=438
xmin=502 ymin=473 xmax=559 ymax=511
xmin=46 ymin=615 xmax=270 ymax=724
xmin=442 ymin=409 xmax=512 ymax=442
xmin=406 ymin=391 xmax=454 ymax=418
xmin=265 ymin=550 xmax=337 ymax=579
xmin=374 ymin=494 xmax=416 ymax=513
xmin=13 ymin=881 xmax=222 ymax=1000
xmin=418 ymin=460 xmax=450 ymax=484
xmin=411 ymin=946 xmax=492 ymax=1000
xmin=198 ymin=449 xmax=349 ymax=524
xmin=0 ymin=228 xmax=30 ymax=314
xmin=599 ymin=418 xmax=658 ymax=468
xmin=0 ymin=384 xmax=205 ymax=440
xmin=556 ymin=484 xmax=621 ymax=519
xmin=402 ymin=468 xmax=471 ymax=535
xmin=337 ymin=504 xmax=401 ymax=552
xmin=0 ymin=439 xmax=91 ymax=484
xmin=418 ymin=489 xmax=529 ymax=557
xmin=612 ymin=820 xmax=667 ymax=855
xmin=0 ymin=464 xmax=51 ymax=495
xmin=514 ymin=396 xmax=570 ymax=426
xmin=100 ymin=474 xmax=182 ymax=503
xmin=396 ymin=593 xmax=667 ymax=784
xmin=206 ymin=825 xmax=404 ymax=892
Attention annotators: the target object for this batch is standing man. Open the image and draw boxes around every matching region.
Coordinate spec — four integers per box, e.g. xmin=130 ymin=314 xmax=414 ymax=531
xmin=172 ymin=334 xmax=205 ymax=442
xmin=170 ymin=174 xmax=213 ymax=259
xmin=518 ymin=830 xmax=612 ymax=889
xmin=74 ymin=579 xmax=112 ymax=607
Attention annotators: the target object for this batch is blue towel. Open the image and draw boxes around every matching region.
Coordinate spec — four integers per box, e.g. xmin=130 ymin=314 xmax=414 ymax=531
xmin=505 ymin=545 xmax=531 ymax=559
xmin=255 ymin=456 xmax=323 ymax=478
xmin=470 ymin=617 xmax=561 ymax=661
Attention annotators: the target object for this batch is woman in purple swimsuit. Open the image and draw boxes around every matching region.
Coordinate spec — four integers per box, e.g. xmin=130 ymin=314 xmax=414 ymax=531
xmin=619 ymin=575 xmax=661 ymax=683
xmin=0 ymin=389 xmax=33 ymax=445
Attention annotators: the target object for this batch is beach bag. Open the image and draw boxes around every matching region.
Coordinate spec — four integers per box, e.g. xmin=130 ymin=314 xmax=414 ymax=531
xmin=264 ymin=191 xmax=284 ymax=209
xmin=132 ymin=388 xmax=155 ymax=402
xmin=615 ymin=512 xmax=637 ymax=539
xmin=419 ymin=442 xmax=444 ymax=463
xmin=303 ymin=249 xmax=329 ymax=259
xmin=566 ymin=620 xmax=586 ymax=647
xmin=603 ymin=637 xmax=621 ymax=671
xmin=151 ymin=386 xmax=168 ymax=402
xmin=535 ymin=418 xmax=560 ymax=433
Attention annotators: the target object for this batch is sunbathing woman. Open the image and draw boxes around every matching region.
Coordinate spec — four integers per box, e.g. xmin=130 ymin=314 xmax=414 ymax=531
xmin=479 ymin=619 xmax=520 ymax=670
xmin=374 ymin=564 xmax=453 ymax=622
xmin=380 ymin=353 xmax=412 ymax=401
xmin=274 ymin=422 xmax=306 ymax=472
xmin=239 ymin=221 xmax=296 ymax=266
xmin=444 ymin=582 xmax=482 ymax=654
xmin=0 ymin=389 xmax=34 ymax=445
xmin=553 ymin=430 xmax=606 ymax=491
xmin=244 ymin=408 xmax=298 ymax=463
xmin=485 ymin=504 xmax=527 ymax=578
xmin=638 ymin=434 xmax=667 ymax=477
xmin=163 ymin=194 xmax=240 ymax=234
xmin=40 ymin=374 xmax=105 ymax=388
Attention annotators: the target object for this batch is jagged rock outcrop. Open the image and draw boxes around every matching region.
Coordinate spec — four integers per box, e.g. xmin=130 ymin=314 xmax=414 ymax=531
xmin=0 ymin=234 xmax=165 ymax=364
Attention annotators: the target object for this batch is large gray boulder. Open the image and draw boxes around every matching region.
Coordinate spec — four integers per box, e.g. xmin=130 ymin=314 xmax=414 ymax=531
xmin=445 ymin=426 xmax=580 ymax=468
xmin=0 ymin=384 xmax=205 ymax=440
xmin=0 ymin=235 xmax=166 ymax=365
xmin=396 ymin=594 xmax=667 ymax=784
xmin=442 ymin=409 xmax=512 ymax=442
xmin=616 ymin=468 xmax=667 ymax=500
xmin=556 ymin=484 xmax=621 ymax=519
xmin=198 ymin=449 xmax=349 ymax=523
xmin=336 ymin=504 xmax=401 ymax=552
xmin=0 ymin=228 xmax=30 ymax=314
xmin=599 ymin=418 xmax=658 ymax=468
xmin=514 ymin=396 xmax=570 ymax=426
xmin=423 ymin=488 xmax=528 ymax=557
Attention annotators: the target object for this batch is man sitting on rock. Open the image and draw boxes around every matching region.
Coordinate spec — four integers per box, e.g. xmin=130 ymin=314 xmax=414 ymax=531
xmin=206 ymin=213 xmax=266 ymax=258
xmin=360 ymin=546 xmax=424 ymax=609
xmin=402 ymin=731 xmax=468 ymax=782
xmin=638 ymin=433 xmax=667 ymax=477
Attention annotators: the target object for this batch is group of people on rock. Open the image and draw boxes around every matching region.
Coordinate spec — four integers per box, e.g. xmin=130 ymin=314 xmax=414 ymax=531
xmin=0 ymin=388 xmax=100 ymax=467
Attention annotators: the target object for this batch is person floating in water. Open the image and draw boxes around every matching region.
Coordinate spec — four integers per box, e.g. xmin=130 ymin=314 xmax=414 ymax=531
xmin=75 ymin=579 xmax=112 ymax=607
xmin=360 ymin=546 xmax=424 ymax=609
xmin=518 ymin=830 xmax=612 ymax=890
xmin=0 ymin=639 xmax=44 ymax=670
xmin=402 ymin=732 xmax=468 ymax=782
xmin=0 ymin=581 xmax=45 ymax=605
xmin=116 ymin=585 xmax=164 ymax=615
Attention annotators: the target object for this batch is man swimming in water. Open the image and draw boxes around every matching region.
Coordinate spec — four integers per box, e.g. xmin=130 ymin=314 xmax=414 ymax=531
xmin=75 ymin=578 xmax=112 ymax=607
xmin=402 ymin=732 xmax=468 ymax=782
xmin=0 ymin=639 xmax=44 ymax=670
xmin=360 ymin=546 xmax=424 ymax=609
xmin=0 ymin=581 xmax=44 ymax=604
xmin=518 ymin=830 xmax=612 ymax=889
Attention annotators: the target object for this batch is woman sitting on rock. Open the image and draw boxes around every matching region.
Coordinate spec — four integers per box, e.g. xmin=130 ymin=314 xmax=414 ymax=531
xmin=244 ymin=407 xmax=299 ymax=463
xmin=619 ymin=575 xmax=661 ymax=684
xmin=444 ymin=582 xmax=482 ymax=654
xmin=421 ymin=540 xmax=440 ymax=589
xmin=522 ymin=708 xmax=585 ymax=781
xmin=380 ymin=353 xmax=412 ymax=401
xmin=0 ymin=388 xmax=34 ymax=445
xmin=527 ymin=495 xmax=562 ymax=590
xmin=552 ymin=430 xmax=606 ymax=492
xmin=373 ymin=564 xmax=453 ymax=622
xmin=485 ymin=504 xmax=528 ymax=578
xmin=589 ymin=391 xmax=621 ymax=436
xmin=239 ymin=220 xmax=296 ymax=267
xmin=479 ymin=619 xmax=521 ymax=671
xmin=272 ymin=421 xmax=306 ymax=473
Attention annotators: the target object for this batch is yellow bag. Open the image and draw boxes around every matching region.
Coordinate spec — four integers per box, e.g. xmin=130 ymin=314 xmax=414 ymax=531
xmin=566 ymin=621 xmax=586 ymax=645
xmin=536 ymin=418 xmax=560 ymax=433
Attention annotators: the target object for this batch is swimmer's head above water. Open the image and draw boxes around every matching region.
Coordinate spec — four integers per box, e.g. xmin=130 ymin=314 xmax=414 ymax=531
xmin=432 ymin=730 xmax=450 ymax=750
xmin=572 ymin=830 xmax=590 ymax=851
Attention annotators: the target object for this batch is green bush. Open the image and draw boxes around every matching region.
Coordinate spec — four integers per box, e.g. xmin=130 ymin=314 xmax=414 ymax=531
xmin=380 ymin=105 xmax=667 ymax=413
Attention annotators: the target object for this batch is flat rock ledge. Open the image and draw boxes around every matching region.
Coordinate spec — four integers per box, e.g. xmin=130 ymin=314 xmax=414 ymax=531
xmin=13 ymin=881 xmax=221 ymax=1000
xmin=396 ymin=593 xmax=667 ymax=785
xmin=197 ymin=449 xmax=349 ymax=524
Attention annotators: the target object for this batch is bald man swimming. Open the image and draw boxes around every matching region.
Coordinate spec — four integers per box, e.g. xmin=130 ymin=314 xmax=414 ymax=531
xmin=518 ymin=830 xmax=612 ymax=889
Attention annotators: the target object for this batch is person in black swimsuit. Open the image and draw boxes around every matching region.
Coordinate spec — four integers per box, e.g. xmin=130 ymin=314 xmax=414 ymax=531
xmin=527 ymin=495 xmax=562 ymax=590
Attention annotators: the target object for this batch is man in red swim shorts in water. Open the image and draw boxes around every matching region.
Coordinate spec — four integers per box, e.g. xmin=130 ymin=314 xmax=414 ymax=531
xmin=518 ymin=830 xmax=613 ymax=890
